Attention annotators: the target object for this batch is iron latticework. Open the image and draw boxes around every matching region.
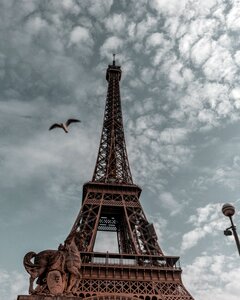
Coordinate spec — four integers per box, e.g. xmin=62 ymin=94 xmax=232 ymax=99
xmin=18 ymin=58 xmax=194 ymax=300
xmin=92 ymin=61 xmax=132 ymax=184
xmin=65 ymin=59 xmax=194 ymax=300
xmin=69 ymin=183 xmax=163 ymax=256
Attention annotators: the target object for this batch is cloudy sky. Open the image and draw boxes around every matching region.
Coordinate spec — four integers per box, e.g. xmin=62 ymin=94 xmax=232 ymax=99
xmin=1 ymin=0 xmax=240 ymax=299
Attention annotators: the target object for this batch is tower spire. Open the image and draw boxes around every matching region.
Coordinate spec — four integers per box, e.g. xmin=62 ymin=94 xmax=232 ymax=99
xmin=92 ymin=59 xmax=133 ymax=184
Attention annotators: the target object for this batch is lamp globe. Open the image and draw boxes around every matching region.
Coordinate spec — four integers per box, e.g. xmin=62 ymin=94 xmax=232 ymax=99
xmin=222 ymin=203 xmax=235 ymax=217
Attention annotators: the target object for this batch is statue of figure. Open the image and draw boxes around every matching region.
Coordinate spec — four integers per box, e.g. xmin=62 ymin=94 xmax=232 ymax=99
xmin=23 ymin=232 xmax=82 ymax=296
xmin=64 ymin=232 xmax=82 ymax=294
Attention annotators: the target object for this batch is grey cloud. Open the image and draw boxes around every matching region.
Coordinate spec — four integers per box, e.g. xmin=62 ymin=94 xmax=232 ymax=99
xmin=158 ymin=192 xmax=183 ymax=216
xmin=149 ymin=0 xmax=188 ymax=16
xmin=100 ymin=36 xmax=123 ymax=58
xmin=181 ymin=203 xmax=226 ymax=252
xmin=226 ymin=2 xmax=240 ymax=31
xmin=86 ymin=0 xmax=113 ymax=18
xmin=158 ymin=127 xmax=189 ymax=144
xmin=183 ymin=254 xmax=240 ymax=300
xmin=0 ymin=269 xmax=28 ymax=300
xmin=104 ymin=13 xmax=127 ymax=34
xmin=194 ymin=162 xmax=240 ymax=191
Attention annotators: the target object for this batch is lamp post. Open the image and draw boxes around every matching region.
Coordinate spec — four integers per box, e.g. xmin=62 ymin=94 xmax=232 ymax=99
xmin=222 ymin=203 xmax=240 ymax=256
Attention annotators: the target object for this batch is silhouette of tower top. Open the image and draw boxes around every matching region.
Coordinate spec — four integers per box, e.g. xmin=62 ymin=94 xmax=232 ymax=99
xmin=92 ymin=56 xmax=133 ymax=184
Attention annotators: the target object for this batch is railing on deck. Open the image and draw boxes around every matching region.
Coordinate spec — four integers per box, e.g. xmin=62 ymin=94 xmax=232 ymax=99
xmin=80 ymin=252 xmax=181 ymax=269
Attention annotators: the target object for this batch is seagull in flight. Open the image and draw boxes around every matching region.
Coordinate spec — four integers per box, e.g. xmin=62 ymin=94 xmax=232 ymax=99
xmin=49 ymin=119 xmax=81 ymax=133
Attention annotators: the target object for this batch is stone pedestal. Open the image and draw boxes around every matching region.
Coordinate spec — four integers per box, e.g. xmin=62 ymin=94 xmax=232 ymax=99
xmin=17 ymin=296 xmax=82 ymax=300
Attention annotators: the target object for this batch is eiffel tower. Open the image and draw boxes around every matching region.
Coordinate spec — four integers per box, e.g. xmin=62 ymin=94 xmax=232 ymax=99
xmin=18 ymin=58 xmax=194 ymax=300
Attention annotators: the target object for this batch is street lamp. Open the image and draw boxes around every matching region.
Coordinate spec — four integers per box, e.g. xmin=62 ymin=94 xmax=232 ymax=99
xmin=222 ymin=203 xmax=240 ymax=255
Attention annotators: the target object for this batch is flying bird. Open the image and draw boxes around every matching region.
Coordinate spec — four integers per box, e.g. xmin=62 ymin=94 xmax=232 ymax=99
xmin=49 ymin=119 xmax=81 ymax=133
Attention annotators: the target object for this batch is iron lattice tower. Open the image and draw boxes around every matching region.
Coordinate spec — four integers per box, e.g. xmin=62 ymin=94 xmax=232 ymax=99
xmin=66 ymin=58 xmax=194 ymax=300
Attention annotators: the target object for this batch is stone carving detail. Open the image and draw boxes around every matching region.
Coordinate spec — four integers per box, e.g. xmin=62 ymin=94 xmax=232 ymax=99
xmin=23 ymin=233 xmax=81 ymax=296
xmin=47 ymin=270 xmax=64 ymax=295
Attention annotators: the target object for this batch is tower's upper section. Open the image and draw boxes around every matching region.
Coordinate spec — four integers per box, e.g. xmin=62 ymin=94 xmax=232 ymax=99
xmin=92 ymin=58 xmax=133 ymax=184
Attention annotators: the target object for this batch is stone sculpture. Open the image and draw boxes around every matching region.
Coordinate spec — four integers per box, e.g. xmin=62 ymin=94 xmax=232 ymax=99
xmin=23 ymin=233 xmax=81 ymax=296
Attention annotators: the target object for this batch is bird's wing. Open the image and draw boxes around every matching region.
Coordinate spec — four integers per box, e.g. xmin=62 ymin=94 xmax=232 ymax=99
xmin=49 ymin=123 xmax=61 ymax=130
xmin=66 ymin=119 xmax=81 ymax=126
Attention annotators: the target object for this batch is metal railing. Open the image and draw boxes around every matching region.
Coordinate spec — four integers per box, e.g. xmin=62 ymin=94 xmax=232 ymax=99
xmin=80 ymin=252 xmax=181 ymax=269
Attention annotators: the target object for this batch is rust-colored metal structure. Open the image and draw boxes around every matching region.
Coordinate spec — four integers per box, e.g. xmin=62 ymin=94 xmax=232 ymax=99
xmin=65 ymin=58 xmax=194 ymax=300
xmin=18 ymin=59 xmax=194 ymax=300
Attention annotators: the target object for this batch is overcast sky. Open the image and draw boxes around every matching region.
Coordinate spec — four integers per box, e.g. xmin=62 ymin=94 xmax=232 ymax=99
xmin=1 ymin=0 xmax=240 ymax=299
